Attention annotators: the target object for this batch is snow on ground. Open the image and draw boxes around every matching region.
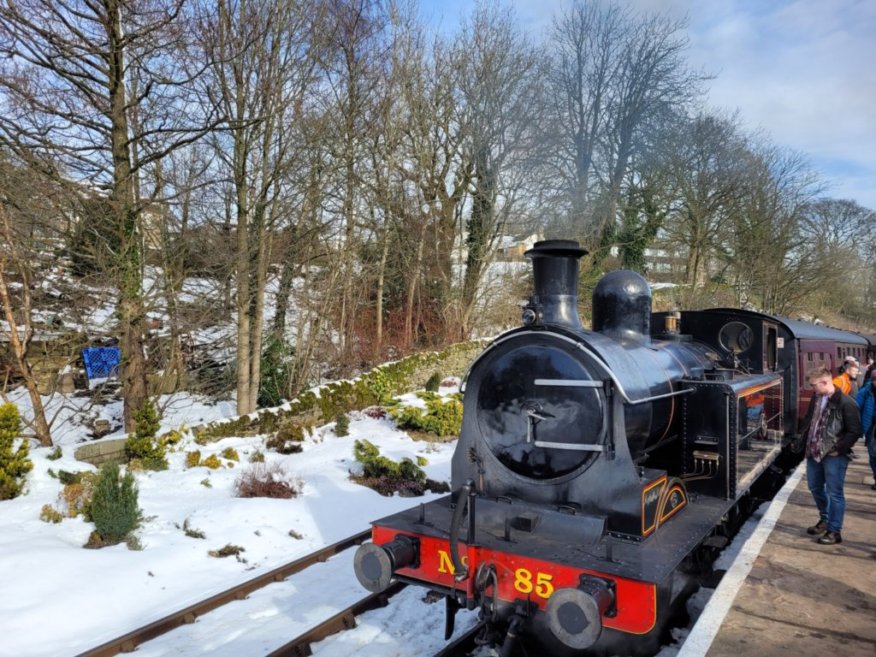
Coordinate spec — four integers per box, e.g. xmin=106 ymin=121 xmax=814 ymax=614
xmin=0 ymin=385 xmax=462 ymax=657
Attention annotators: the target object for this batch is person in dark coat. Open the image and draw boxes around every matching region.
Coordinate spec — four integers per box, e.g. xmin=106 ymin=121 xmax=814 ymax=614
xmin=856 ymin=369 xmax=876 ymax=490
xmin=799 ymin=365 xmax=862 ymax=544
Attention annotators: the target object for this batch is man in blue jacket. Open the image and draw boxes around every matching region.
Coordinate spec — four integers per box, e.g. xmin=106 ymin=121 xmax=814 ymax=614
xmin=856 ymin=368 xmax=876 ymax=490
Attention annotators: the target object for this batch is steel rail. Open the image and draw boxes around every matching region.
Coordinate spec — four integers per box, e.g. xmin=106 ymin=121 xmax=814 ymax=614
xmin=431 ymin=622 xmax=486 ymax=657
xmin=266 ymin=581 xmax=407 ymax=657
xmin=76 ymin=529 xmax=372 ymax=657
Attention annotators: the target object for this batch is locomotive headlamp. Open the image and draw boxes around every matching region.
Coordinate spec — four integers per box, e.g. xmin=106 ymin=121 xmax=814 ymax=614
xmin=353 ymin=535 xmax=418 ymax=593
xmin=545 ymin=577 xmax=614 ymax=650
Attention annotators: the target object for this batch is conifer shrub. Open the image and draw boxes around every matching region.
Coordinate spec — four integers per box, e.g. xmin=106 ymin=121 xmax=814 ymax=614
xmin=40 ymin=504 xmax=64 ymax=523
xmin=202 ymin=454 xmax=222 ymax=469
xmin=125 ymin=399 xmax=167 ymax=471
xmin=0 ymin=402 xmax=33 ymax=500
xmin=88 ymin=463 xmax=140 ymax=546
xmin=334 ymin=412 xmax=350 ymax=437
xmin=220 ymin=447 xmax=240 ymax=462
xmin=351 ymin=439 xmax=448 ymax=497
xmin=424 ymin=372 xmax=442 ymax=392
xmin=47 ymin=446 xmax=62 ymax=461
xmin=389 ymin=392 xmax=463 ymax=438
xmin=258 ymin=334 xmax=296 ymax=407
xmin=160 ymin=429 xmax=185 ymax=449
xmin=234 ymin=462 xmax=301 ymax=499
xmin=185 ymin=450 xmax=202 ymax=468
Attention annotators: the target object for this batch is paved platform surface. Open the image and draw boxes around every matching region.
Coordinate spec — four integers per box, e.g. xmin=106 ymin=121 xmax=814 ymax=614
xmin=703 ymin=457 xmax=876 ymax=657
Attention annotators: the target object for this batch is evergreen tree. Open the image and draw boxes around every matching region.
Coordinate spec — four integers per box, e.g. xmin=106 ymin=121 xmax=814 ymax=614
xmin=0 ymin=402 xmax=32 ymax=500
xmin=90 ymin=463 xmax=139 ymax=544
xmin=125 ymin=399 xmax=167 ymax=470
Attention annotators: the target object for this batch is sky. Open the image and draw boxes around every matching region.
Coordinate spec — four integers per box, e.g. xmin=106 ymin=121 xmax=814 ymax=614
xmin=420 ymin=0 xmax=876 ymax=210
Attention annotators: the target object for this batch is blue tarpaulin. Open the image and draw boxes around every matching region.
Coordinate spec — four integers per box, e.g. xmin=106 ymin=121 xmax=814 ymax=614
xmin=82 ymin=347 xmax=121 ymax=380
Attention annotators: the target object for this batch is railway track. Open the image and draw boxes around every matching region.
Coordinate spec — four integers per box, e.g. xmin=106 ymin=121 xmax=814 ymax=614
xmin=77 ymin=529 xmax=371 ymax=657
xmin=265 ymin=581 xmax=406 ymax=657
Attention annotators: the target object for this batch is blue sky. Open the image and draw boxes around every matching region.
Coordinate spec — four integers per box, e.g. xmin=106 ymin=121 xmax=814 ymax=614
xmin=419 ymin=0 xmax=876 ymax=210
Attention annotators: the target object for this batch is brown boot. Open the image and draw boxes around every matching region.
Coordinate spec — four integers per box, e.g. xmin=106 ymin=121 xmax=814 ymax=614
xmin=806 ymin=519 xmax=827 ymax=535
xmin=817 ymin=531 xmax=842 ymax=545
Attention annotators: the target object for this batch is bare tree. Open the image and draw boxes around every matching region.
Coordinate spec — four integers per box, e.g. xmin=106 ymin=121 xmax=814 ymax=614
xmin=454 ymin=1 xmax=545 ymax=337
xmin=0 ymin=195 xmax=53 ymax=445
xmin=0 ymin=0 xmax=212 ymax=429
xmin=546 ymin=0 xmax=705 ymax=253
xmin=659 ymin=113 xmax=751 ymax=295
xmin=201 ymin=0 xmax=322 ymax=414
xmin=726 ymin=145 xmax=822 ymax=313
xmin=792 ymin=196 xmax=874 ymax=317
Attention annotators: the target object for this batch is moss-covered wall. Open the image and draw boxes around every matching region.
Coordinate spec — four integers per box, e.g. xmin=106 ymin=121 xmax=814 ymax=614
xmin=186 ymin=340 xmax=488 ymax=444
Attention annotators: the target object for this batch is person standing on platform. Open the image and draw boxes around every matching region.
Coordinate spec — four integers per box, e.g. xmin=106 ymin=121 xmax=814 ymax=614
xmin=800 ymin=366 xmax=862 ymax=545
xmin=864 ymin=357 xmax=876 ymax=383
xmin=833 ymin=357 xmax=860 ymax=396
xmin=857 ymin=369 xmax=876 ymax=490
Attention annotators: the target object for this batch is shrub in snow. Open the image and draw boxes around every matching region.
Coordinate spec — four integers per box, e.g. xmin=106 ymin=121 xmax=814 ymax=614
xmin=351 ymin=439 xmax=449 ymax=497
xmin=40 ymin=504 xmax=63 ymax=523
xmin=334 ymin=412 xmax=350 ymax=437
xmin=88 ymin=463 xmax=140 ymax=547
xmin=220 ymin=447 xmax=239 ymax=462
xmin=182 ymin=518 xmax=206 ymax=539
xmin=266 ymin=419 xmax=306 ymax=454
xmin=46 ymin=446 xmax=62 ymax=461
xmin=0 ymin=402 xmax=33 ymax=500
xmin=202 ymin=454 xmax=222 ymax=469
xmin=234 ymin=462 xmax=301 ymax=499
xmin=249 ymin=449 xmax=265 ymax=463
xmin=424 ymin=372 xmax=442 ymax=392
xmin=208 ymin=544 xmax=245 ymax=559
xmin=390 ymin=392 xmax=463 ymax=438
xmin=160 ymin=429 xmax=185 ymax=448
xmin=125 ymin=399 xmax=167 ymax=471
xmin=60 ymin=471 xmax=99 ymax=518
xmin=185 ymin=450 xmax=201 ymax=468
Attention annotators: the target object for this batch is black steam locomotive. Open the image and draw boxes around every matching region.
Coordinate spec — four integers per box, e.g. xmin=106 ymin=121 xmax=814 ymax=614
xmin=353 ymin=240 xmax=871 ymax=656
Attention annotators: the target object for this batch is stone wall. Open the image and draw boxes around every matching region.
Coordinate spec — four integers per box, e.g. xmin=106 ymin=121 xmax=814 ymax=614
xmin=74 ymin=438 xmax=127 ymax=466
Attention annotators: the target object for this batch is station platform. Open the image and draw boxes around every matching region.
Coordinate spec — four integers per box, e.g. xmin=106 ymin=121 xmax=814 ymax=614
xmin=679 ymin=456 xmax=876 ymax=657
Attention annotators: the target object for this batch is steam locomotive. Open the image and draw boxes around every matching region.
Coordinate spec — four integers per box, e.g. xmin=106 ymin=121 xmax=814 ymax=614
xmin=353 ymin=240 xmax=872 ymax=656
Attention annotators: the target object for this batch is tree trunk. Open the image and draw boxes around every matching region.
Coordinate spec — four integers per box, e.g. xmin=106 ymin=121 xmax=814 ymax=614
xmin=374 ymin=229 xmax=390 ymax=359
xmin=404 ymin=224 xmax=426 ymax=348
xmin=106 ymin=0 xmax=148 ymax=430
xmin=0 ymin=267 xmax=52 ymax=446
